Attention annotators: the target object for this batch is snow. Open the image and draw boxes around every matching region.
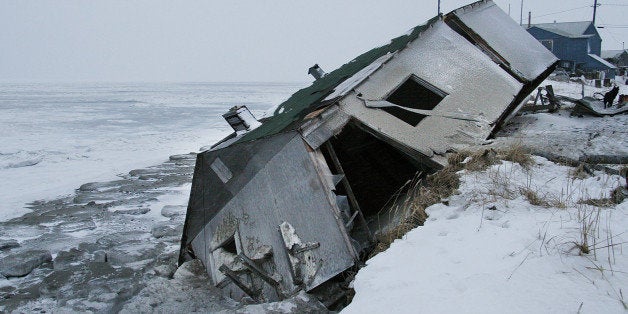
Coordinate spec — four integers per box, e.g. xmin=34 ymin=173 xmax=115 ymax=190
xmin=323 ymin=53 xmax=394 ymax=101
xmin=0 ymin=82 xmax=299 ymax=221
xmin=344 ymin=78 xmax=628 ymax=313
xmin=1 ymin=75 xmax=626 ymax=312
xmin=495 ymin=78 xmax=628 ymax=160
xmin=589 ymin=54 xmax=618 ymax=69
xmin=345 ymin=157 xmax=627 ymax=314
xmin=452 ymin=1 xmax=557 ymax=81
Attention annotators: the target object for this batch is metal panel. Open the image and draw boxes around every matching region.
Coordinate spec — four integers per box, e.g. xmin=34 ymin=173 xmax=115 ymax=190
xmin=300 ymin=106 xmax=350 ymax=150
xmin=190 ymin=132 xmax=356 ymax=299
xmin=181 ymin=132 xmax=297 ymax=253
xmin=210 ymin=157 xmax=232 ymax=183
xmin=449 ymin=1 xmax=558 ymax=82
xmin=340 ymin=20 xmax=522 ymax=166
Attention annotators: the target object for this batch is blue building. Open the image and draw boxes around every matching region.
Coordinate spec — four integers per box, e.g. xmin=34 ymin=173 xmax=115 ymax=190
xmin=527 ymin=21 xmax=616 ymax=77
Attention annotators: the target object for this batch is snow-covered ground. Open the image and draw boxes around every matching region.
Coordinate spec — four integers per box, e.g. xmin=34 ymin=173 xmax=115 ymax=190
xmin=0 ymin=78 xmax=626 ymax=312
xmin=345 ymin=78 xmax=628 ymax=313
xmin=495 ymin=78 xmax=628 ymax=161
xmin=0 ymin=82 xmax=301 ymax=221
xmin=346 ymin=157 xmax=627 ymax=313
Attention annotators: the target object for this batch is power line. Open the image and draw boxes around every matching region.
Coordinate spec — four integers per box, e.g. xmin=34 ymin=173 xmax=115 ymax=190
xmin=532 ymin=5 xmax=590 ymax=18
xmin=597 ymin=17 xmax=623 ymax=45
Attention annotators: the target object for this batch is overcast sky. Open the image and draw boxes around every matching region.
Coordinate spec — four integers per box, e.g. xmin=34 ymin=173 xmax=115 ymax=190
xmin=1 ymin=0 xmax=626 ymax=83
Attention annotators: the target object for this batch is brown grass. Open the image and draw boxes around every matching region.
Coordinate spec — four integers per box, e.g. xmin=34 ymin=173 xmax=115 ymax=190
xmin=448 ymin=149 xmax=500 ymax=172
xmin=520 ymin=188 xmax=552 ymax=207
xmin=570 ymin=164 xmax=593 ymax=180
xmin=370 ymin=146 xmax=536 ymax=257
xmin=371 ymin=162 xmax=461 ymax=256
xmin=578 ymin=186 xmax=626 ymax=207
xmin=518 ymin=187 xmax=567 ymax=208
xmin=497 ymin=145 xmax=534 ymax=170
xmin=447 ymin=145 xmax=534 ymax=173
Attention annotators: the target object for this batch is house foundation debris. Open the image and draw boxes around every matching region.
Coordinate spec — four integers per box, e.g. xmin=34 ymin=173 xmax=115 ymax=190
xmin=179 ymin=0 xmax=558 ymax=305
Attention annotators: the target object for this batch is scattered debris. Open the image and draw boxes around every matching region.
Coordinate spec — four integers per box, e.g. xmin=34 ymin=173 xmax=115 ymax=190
xmin=572 ymin=97 xmax=628 ymax=116
xmin=521 ymin=85 xmax=561 ymax=113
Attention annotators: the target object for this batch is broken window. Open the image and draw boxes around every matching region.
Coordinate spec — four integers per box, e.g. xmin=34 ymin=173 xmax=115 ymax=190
xmin=321 ymin=122 xmax=434 ymax=250
xmin=383 ymin=75 xmax=447 ymax=126
xmin=212 ymin=233 xmax=244 ymax=284
xmin=221 ymin=236 xmax=238 ymax=255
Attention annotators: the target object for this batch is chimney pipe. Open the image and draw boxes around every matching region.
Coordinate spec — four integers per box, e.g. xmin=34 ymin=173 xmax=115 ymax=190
xmin=308 ymin=64 xmax=326 ymax=80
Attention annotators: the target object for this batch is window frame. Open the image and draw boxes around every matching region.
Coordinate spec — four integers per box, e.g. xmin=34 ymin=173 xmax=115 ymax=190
xmin=380 ymin=74 xmax=448 ymax=126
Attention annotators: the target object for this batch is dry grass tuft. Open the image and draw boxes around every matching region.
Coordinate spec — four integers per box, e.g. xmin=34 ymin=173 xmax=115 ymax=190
xmin=498 ymin=145 xmax=534 ymax=170
xmin=370 ymin=146 xmax=535 ymax=257
xmin=448 ymin=145 xmax=534 ymax=173
xmin=520 ymin=187 xmax=552 ymax=208
xmin=371 ymin=164 xmax=462 ymax=257
xmin=578 ymin=197 xmax=615 ymax=207
xmin=578 ymin=186 xmax=626 ymax=207
xmin=574 ymin=205 xmax=602 ymax=255
xmin=519 ymin=187 xmax=567 ymax=208
xmin=570 ymin=163 xmax=594 ymax=180
xmin=449 ymin=149 xmax=500 ymax=172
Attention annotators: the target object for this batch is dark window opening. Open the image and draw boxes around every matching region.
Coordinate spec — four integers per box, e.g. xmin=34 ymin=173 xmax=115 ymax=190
xmin=383 ymin=76 xmax=446 ymax=126
xmin=321 ymin=122 xmax=438 ymax=252
xmin=324 ymin=122 xmax=433 ymax=219
xmin=221 ymin=236 xmax=237 ymax=255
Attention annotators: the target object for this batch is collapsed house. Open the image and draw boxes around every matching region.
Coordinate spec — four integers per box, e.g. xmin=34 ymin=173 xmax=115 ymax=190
xmin=179 ymin=0 xmax=558 ymax=304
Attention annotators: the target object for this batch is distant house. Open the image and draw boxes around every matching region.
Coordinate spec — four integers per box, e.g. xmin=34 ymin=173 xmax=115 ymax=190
xmin=602 ymin=49 xmax=628 ymax=72
xmin=527 ymin=21 xmax=616 ymax=77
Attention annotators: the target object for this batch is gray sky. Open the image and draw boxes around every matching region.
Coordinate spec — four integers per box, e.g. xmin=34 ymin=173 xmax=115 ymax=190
xmin=1 ymin=0 xmax=626 ymax=82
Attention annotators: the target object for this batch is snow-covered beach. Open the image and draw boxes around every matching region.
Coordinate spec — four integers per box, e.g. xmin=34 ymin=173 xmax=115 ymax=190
xmin=0 ymin=78 xmax=626 ymax=312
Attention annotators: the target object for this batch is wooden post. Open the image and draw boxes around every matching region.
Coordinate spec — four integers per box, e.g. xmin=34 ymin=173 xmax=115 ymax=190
xmin=324 ymin=142 xmax=374 ymax=243
xmin=592 ymin=0 xmax=598 ymax=25
xmin=520 ymin=0 xmax=524 ymax=26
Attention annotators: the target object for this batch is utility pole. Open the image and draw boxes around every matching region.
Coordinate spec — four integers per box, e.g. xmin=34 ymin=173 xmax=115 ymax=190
xmin=592 ymin=0 xmax=599 ymax=25
xmin=438 ymin=0 xmax=441 ymax=16
xmin=528 ymin=11 xmax=531 ymax=28
xmin=520 ymin=0 xmax=524 ymax=26
xmin=508 ymin=4 xmax=511 ymax=17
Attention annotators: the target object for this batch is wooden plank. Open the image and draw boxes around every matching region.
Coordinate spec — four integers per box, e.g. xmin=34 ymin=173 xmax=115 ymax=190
xmin=218 ymin=265 xmax=261 ymax=302
xmin=236 ymin=254 xmax=286 ymax=299
xmin=324 ymin=142 xmax=374 ymax=243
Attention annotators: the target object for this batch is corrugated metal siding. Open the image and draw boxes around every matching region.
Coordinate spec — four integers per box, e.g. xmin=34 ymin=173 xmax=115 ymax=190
xmin=189 ymin=132 xmax=356 ymax=297
xmin=181 ymin=132 xmax=297 ymax=255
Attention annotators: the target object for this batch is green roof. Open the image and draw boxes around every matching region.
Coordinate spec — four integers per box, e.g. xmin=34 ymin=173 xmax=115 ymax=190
xmin=237 ymin=15 xmax=440 ymax=144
